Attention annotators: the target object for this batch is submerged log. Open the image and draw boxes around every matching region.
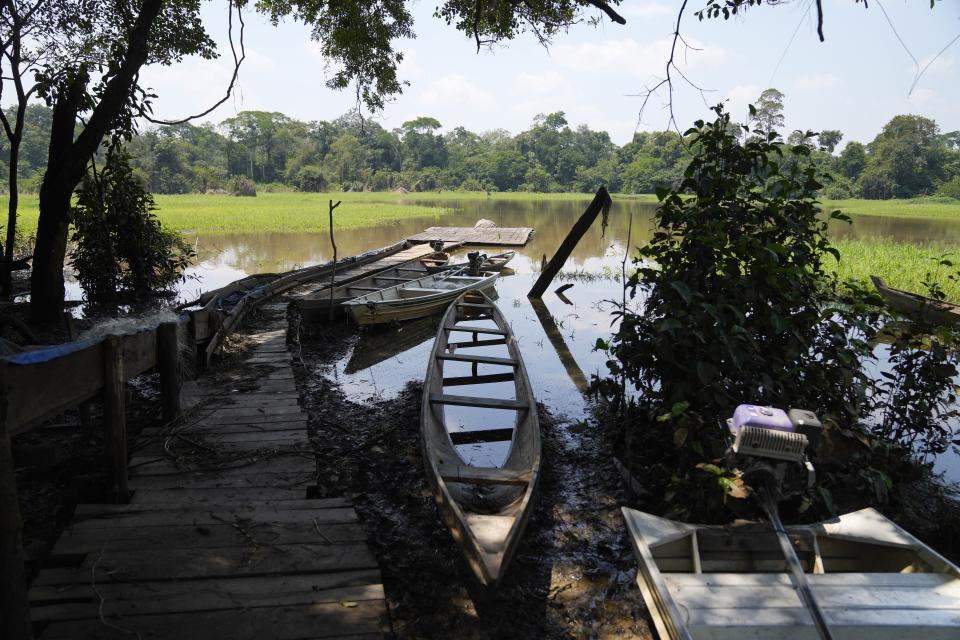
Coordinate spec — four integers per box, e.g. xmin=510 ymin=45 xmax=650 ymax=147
xmin=528 ymin=187 xmax=612 ymax=299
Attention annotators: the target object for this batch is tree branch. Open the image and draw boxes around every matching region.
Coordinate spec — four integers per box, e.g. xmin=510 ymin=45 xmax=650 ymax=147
xmin=584 ymin=0 xmax=625 ymax=25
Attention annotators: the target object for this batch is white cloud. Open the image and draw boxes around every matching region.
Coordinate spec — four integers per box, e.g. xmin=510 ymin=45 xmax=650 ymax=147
xmin=514 ymin=71 xmax=566 ymax=95
xmin=398 ymin=47 xmax=422 ymax=80
xmin=793 ymin=73 xmax=841 ymax=91
xmin=722 ymin=84 xmax=761 ymax=122
xmin=916 ymin=54 xmax=954 ymax=75
xmin=419 ymin=74 xmax=495 ymax=111
xmin=554 ymin=37 xmax=726 ymax=77
xmin=244 ymin=48 xmax=274 ymax=71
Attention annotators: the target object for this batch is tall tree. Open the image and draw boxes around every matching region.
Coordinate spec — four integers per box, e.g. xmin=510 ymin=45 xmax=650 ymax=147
xmin=750 ymin=88 xmax=785 ymax=138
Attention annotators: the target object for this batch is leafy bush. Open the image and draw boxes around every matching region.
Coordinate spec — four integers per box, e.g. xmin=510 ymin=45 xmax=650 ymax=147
xmin=820 ymin=175 xmax=858 ymax=199
xmin=230 ymin=176 xmax=257 ymax=196
xmin=599 ymin=106 xmax=960 ymax=522
xmin=72 ymin=151 xmax=193 ymax=302
xmin=936 ymin=176 xmax=960 ymax=200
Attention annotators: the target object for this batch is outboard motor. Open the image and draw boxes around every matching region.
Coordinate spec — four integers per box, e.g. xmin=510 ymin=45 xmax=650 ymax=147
xmin=726 ymin=404 xmax=833 ymax=640
xmin=429 ymin=239 xmax=444 ymax=252
xmin=466 ymin=251 xmax=485 ymax=276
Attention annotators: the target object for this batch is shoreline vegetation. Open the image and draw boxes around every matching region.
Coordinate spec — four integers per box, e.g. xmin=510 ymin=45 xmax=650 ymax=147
xmin=4 ymin=191 xmax=960 ymax=299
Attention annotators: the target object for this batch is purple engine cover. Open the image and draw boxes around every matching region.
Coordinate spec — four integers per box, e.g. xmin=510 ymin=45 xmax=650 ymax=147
xmin=728 ymin=405 xmax=793 ymax=435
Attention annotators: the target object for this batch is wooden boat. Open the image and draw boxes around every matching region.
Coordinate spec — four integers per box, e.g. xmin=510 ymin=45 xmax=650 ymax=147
xmin=871 ymin=275 xmax=960 ymax=326
xmin=424 ymin=251 xmax=517 ymax=274
xmin=623 ymin=506 xmax=960 ymax=639
xmin=420 ymin=289 xmax=541 ymax=587
xmin=343 ymin=270 xmax=498 ymax=326
xmin=296 ymin=262 xmax=431 ymax=322
xmin=420 ymin=251 xmax=450 ymax=272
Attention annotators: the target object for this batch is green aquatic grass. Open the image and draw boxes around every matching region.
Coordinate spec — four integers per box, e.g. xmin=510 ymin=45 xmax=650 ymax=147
xmin=822 ymin=198 xmax=960 ymax=220
xmin=0 ymin=191 xmax=657 ymax=237
xmin=829 ymin=238 xmax=960 ymax=303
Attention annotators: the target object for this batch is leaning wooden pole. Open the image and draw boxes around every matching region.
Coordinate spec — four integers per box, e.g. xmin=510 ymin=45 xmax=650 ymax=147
xmin=327 ymin=199 xmax=342 ymax=324
xmin=0 ymin=366 xmax=34 ymax=639
xmin=528 ymin=186 xmax=612 ymax=299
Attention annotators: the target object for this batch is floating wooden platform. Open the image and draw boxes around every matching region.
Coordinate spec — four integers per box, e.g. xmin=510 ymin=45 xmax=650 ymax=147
xmin=28 ymin=304 xmax=388 ymax=639
xmin=407 ymin=227 xmax=534 ymax=247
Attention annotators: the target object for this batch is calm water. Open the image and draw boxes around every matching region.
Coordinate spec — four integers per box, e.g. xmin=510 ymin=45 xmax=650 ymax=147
xmin=99 ymin=196 xmax=960 ymax=483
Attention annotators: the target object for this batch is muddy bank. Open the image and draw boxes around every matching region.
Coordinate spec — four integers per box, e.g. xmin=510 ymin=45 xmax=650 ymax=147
xmin=292 ymin=317 xmax=652 ymax=639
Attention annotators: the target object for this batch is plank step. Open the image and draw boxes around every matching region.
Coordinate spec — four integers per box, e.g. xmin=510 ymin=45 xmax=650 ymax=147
xmin=444 ymin=326 xmax=507 ymax=335
xmin=437 ymin=464 xmax=531 ymax=486
xmin=447 ymin=338 xmax=508 ymax=349
xmin=449 ymin=428 xmax=515 ymax=445
xmin=437 ymin=353 xmax=516 ymax=366
xmin=430 ymin=393 xmax=526 ymax=411
xmin=443 ymin=372 xmax=516 ymax=386
xmin=456 ymin=302 xmax=492 ymax=309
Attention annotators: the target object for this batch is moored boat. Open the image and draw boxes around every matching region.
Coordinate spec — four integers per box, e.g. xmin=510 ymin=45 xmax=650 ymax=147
xmin=425 ymin=250 xmax=517 ymax=274
xmin=296 ymin=262 xmax=431 ymax=322
xmin=623 ymin=506 xmax=960 ymax=639
xmin=871 ymin=275 xmax=960 ymax=326
xmin=420 ymin=251 xmax=450 ymax=272
xmin=343 ymin=270 xmax=498 ymax=326
xmin=420 ymin=289 xmax=541 ymax=587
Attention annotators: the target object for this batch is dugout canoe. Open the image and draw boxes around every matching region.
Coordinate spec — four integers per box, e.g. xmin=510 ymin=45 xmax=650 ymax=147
xmin=871 ymin=275 xmax=960 ymax=326
xmin=296 ymin=262 xmax=431 ymax=322
xmin=343 ymin=269 xmax=498 ymax=326
xmin=420 ymin=289 xmax=541 ymax=587
xmin=424 ymin=250 xmax=517 ymax=275
xmin=622 ymin=506 xmax=960 ymax=640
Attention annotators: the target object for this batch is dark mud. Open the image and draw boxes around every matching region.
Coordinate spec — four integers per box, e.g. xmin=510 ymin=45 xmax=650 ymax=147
xmin=292 ymin=315 xmax=653 ymax=640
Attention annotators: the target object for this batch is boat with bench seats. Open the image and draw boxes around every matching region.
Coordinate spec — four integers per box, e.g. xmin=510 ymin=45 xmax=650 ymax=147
xmin=420 ymin=289 xmax=540 ymax=587
xmin=343 ymin=270 xmax=498 ymax=326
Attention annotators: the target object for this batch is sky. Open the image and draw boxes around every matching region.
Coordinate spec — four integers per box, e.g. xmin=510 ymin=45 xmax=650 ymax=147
xmin=136 ymin=1 xmax=960 ymax=146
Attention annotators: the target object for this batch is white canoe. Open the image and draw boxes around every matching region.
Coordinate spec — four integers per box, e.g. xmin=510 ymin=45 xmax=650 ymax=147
xmin=421 ymin=289 xmax=541 ymax=587
xmin=622 ymin=506 xmax=960 ymax=639
xmin=343 ymin=270 xmax=498 ymax=326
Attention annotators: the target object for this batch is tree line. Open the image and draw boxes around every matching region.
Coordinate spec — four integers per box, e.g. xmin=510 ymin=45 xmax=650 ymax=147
xmin=3 ymin=94 xmax=959 ymax=199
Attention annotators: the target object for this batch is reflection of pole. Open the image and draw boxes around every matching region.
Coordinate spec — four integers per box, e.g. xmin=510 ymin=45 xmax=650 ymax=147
xmin=530 ymin=298 xmax=589 ymax=395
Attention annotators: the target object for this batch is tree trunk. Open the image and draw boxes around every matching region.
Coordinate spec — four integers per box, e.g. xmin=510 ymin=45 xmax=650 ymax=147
xmin=528 ymin=186 xmax=612 ymax=298
xmin=28 ymin=0 xmax=165 ymax=323
xmin=2 ymin=136 xmax=21 ymax=299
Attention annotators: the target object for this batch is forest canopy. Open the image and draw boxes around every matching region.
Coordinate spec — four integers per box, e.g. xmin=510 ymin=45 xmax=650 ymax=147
xmin=2 ymin=102 xmax=958 ymax=199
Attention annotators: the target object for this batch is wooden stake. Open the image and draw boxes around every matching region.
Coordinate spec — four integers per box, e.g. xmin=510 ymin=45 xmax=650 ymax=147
xmin=103 ymin=335 xmax=129 ymax=502
xmin=327 ymin=199 xmax=342 ymax=324
xmin=528 ymin=187 xmax=612 ymax=299
xmin=157 ymin=322 xmax=182 ymax=422
xmin=0 ymin=365 xmax=34 ymax=639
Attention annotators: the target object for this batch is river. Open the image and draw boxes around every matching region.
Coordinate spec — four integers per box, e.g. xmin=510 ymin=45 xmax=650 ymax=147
xmin=65 ymin=195 xmax=960 ymax=484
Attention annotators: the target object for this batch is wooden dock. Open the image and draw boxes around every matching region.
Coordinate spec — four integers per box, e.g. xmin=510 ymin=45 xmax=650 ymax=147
xmin=406 ymin=226 xmax=534 ymax=246
xmin=27 ymin=302 xmax=388 ymax=639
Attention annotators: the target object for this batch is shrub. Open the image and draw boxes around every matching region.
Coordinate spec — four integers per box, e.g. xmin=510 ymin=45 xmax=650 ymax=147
xmin=72 ymin=151 xmax=193 ymax=302
xmin=936 ymin=176 xmax=960 ymax=200
xmin=230 ymin=176 xmax=257 ymax=196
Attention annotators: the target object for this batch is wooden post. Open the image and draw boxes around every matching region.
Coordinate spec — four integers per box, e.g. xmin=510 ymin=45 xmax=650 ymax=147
xmin=528 ymin=186 xmax=612 ymax=299
xmin=157 ymin=322 xmax=182 ymax=422
xmin=0 ymin=366 xmax=34 ymax=639
xmin=327 ymin=199 xmax=342 ymax=323
xmin=102 ymin=335 xmax=129 ymax=502
xmin=78 ymin=401 xmax=94 ymax=440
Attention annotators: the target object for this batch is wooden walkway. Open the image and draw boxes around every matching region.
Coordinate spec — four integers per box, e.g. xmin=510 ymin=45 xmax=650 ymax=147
xmin=28 ymin=303 xmax=388 ymax=639
xmin=407 ymin=227 xmax=534 ymax=246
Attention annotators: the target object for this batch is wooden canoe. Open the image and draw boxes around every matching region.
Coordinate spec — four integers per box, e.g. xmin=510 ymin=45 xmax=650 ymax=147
xmin=871 ymin=275 xmax=960 ymax=326
xmin=343 ymin=270 xmax=498 ymax=326
xmin=425 ymin=251 xmax=517 ymax=274
xmin=623 ymin=506 xmax=960 ymax=639
xmin=295 ymin=262 xmax=431 ymax=322
xmin=420 ymin=289 xmax=541 ymax=587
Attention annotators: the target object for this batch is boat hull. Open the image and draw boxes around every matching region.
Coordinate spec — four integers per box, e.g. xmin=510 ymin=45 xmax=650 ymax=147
xmin=344 ymin=272 xmax=498 ymax=326
xmin=420 ymin=290 xmax=541 ymax=587
xmin=872 ymin=275 xmax=960 ymax=326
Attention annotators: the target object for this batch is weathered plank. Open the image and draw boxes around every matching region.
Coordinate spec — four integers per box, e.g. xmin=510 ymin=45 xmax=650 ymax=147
xmin=407 ymin=226 xmax=534 ymax=246
xmin=430 ymin=393 xmax=526 ymax=411
xmin=438 ymin=464 xmax=531 ymax=486
xmin=127 ymin=456 xmax=314 ymax=477
xmin=31 ymin=574 xmax=384 ymax=620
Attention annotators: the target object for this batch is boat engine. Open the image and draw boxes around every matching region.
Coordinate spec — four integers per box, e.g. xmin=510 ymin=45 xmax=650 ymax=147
xmin=726 ymin=404 xmax=834 ymax=640
xmin=725 ymin=405 xmax=822 ymax=501
xmin=466 ymin=251 xmax=487 ymax=276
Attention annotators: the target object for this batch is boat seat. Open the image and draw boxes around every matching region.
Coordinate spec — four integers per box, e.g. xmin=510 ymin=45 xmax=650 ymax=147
xmin=430 ymin=393 xmax=526 ymax=411
xmin=438 ymin=464 xmax=531 ymax=486
xmin=398 ymin=287 xmax=439 ymax=298
xmin=448 ymin=427 xmax=515 ymax=445
xmin=437 ymin=353 xmax=516 ymax=367
xmin=443 ymin=372 xmax=516 ymax=386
